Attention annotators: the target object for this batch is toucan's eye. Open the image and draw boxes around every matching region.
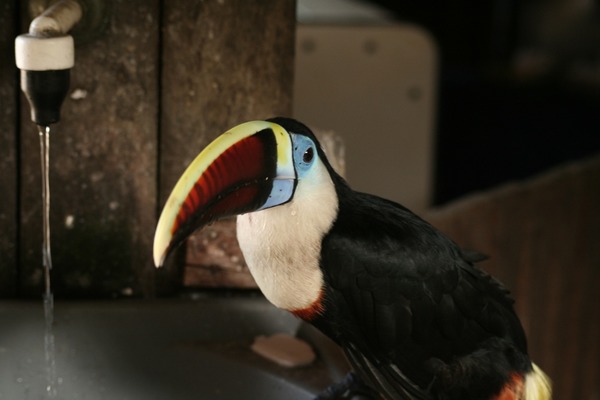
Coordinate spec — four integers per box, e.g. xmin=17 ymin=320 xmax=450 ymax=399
xmin=303 ymin=147 xmax=314 ymax=163
xmin=291 ymin=133 xmax=317 ymax=178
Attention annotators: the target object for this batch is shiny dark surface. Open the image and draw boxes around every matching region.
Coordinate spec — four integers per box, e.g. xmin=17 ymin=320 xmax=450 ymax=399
xmin=0 ymin=294 xmax=337 ymax=399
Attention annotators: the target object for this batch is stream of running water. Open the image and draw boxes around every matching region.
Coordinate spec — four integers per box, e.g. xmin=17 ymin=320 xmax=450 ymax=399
xmin=39 ymin=125 xmax=57 ymax=398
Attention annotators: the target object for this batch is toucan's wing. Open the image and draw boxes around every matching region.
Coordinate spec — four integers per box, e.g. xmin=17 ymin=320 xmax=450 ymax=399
xmin=343 ymin=341 xmax=432 ymax=400
xmin=319 ymin=188 xmax=527 ymax=396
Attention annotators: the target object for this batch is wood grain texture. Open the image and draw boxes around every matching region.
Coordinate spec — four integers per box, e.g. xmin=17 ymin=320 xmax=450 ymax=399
xmin=426 ymin=155 xmax=600 ymax=400
xmin=0 ymin=0 xmax=18 ymax=297
xmin=160 ymin=0 xmax=295 ymax=205
xmin=161 ymin=0 xmax=296 ymax=283
xmin=19 ymin=0 xmax=160 ymax=297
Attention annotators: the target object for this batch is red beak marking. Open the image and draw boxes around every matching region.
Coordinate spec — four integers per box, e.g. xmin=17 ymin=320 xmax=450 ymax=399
xmin=170 ymin=131 xmax=276 ymax=245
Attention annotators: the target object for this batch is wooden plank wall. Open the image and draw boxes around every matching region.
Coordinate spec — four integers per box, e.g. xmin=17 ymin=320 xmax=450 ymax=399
xmin=161 ymin=0 xmax=296 ymax=284
xmin=18 ymin=1 xmax=160 ymax=297
xmin=0 ymin=0 xmax=295 ymax=297
xmin=0 ymin=0 xmax=18 ymax=297
xmin=426 ymin=156 xmax=600 ymax=400
xmin=160 ymin=0 xmax=296 ymax=203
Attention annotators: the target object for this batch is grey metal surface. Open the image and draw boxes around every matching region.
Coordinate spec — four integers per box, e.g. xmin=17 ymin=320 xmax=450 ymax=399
xmin=0 ymin=294 xmax=334 ymax=399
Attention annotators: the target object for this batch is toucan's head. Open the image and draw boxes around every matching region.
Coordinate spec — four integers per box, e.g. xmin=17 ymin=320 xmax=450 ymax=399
xmin=153 ymin=117 xmax=339 ymax=268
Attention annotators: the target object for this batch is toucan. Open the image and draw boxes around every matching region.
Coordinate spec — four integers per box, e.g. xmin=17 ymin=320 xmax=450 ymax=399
xmin=153 ymin=117 xmax=552 ymax=400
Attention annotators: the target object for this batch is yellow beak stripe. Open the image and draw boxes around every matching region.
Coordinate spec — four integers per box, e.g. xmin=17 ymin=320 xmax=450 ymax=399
xmin=153 ymin=120 xmax=293 ymax=267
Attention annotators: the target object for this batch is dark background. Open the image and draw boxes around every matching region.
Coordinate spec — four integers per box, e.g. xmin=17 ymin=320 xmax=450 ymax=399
xmin=370 ymin=0 xmax=600 ymax=205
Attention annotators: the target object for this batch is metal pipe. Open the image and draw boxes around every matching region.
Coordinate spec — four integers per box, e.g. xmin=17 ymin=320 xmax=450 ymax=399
xmin=15 ymin=0 xmax=83 ymax=126
xmin=29 ymin=0 xmax=83 ymax=37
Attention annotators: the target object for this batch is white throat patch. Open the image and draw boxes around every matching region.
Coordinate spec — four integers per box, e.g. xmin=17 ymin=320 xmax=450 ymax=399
xmin=236 ymin=159 xmax=338 ymax=311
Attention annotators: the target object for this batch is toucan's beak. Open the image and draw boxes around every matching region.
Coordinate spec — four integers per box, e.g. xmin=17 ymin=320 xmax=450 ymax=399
xmin=153 ymin=121 xmax=296 ymax=267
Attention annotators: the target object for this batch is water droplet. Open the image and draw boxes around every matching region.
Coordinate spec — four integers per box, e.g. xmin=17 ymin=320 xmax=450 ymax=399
xmin=64 ymin=215 xmax=75 ymax=228
xmin=70 ymin=88 xmax=87 ymax=100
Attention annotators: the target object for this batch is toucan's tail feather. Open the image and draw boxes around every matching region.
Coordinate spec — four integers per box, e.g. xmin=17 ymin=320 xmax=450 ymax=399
xmin=524 ymin=363 xmax=552 ymax=400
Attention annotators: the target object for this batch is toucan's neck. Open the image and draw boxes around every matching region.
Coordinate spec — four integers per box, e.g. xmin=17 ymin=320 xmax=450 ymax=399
xmin=236 ymin=159 xmax=339 ymax=313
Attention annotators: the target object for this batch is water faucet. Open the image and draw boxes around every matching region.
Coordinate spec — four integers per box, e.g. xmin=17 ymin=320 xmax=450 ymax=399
xmin=15 ymin=0 xmax=83 ymax=127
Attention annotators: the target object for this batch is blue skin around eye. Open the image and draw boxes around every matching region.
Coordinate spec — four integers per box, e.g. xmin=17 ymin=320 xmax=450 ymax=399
xmin=258 ymin=133 xmax=317 ymax=211
xmin=291 ymin=133 xmax=316 ymax=178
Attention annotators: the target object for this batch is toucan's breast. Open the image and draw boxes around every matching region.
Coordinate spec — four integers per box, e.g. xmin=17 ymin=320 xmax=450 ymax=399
xmin=236 ymin=158 xmax=338 ymax=313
